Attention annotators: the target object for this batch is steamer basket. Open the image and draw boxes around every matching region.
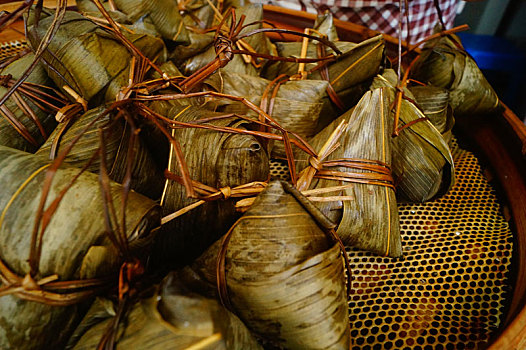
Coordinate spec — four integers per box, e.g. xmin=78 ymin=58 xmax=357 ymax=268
xmin=1 ymin=3 xmax=525 ymax=349
xmin=263 ymin=6 xmax=526 ymax=349
xmin=271 ymin=138 xmax=513 ymax=350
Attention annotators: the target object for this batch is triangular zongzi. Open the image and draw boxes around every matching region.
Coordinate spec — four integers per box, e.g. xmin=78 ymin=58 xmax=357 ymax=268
xmin=297 ymin=88 xmax=402 ymax=257
xmin=181 ymin=180 xmax=351 ymax=349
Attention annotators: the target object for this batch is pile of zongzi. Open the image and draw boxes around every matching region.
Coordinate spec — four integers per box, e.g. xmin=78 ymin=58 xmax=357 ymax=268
xmin=0 ymin=146 xmax=160 ymax=350
xmin=69 ymin=273 xmax=262 ymax=350
xmin=0 ymin=1 xmax=505 ymax=349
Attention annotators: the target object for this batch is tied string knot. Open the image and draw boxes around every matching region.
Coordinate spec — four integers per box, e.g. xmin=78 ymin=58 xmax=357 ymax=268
xmin=21 ymin=273 xmax=42 ymax=291
xmin=0 ymin=273 xmax=59 ymax=297
xmin=118 ymin=259 xmax=144 ymax=301
xmin=161 ymin=170 xmax=268 ymax=225
xmin=219 ymin=186 xmax=232 ymax=200
xmin=309 ymin=156 xmax=323 ymax=171
xmin=164 ymin=170 xmax=265 ymax=202
xmin=179 ymin=34 xmax=235 ymax=92
xmin=215 ymin=36 xmax=234 ymax=67
xmin=0 ymin=257 xmax=111 ymax=306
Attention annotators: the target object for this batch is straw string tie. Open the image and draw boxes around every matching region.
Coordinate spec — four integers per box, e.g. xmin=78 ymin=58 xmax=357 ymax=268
xmin=219 ymin=187 xmax=232 ymax=200
xmin=309 ymin=156 xmax=323 ymax=171
xmin=21 ymin=273 xmax=41 ymax=291
xmin=215 ymin=36 xmax=234 ymax=66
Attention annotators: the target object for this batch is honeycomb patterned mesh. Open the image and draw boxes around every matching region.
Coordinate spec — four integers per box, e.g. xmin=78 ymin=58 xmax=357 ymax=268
xmin=0 ymin=41 xmax=28 ymax=61
xmin=270 ymin=138 xmax=513 ymax=350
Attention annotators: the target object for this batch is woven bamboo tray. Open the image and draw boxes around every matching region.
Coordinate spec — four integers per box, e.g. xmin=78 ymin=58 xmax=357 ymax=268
xmin=1 ymin=3 xmax=525 ymax=349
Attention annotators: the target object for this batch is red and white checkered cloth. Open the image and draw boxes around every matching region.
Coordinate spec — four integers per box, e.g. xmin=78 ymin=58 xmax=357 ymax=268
xmin=258 ymin=0 xmax=458 ymax=44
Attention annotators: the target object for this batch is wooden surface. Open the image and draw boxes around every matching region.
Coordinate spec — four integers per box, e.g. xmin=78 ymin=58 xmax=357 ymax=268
xmin=0 ymin=19 xmax=24 ymax=43
xmin=503 ymin=104 xmax=526 ymax=155
xmin=459 ymin=108 xmax=526 ymax=350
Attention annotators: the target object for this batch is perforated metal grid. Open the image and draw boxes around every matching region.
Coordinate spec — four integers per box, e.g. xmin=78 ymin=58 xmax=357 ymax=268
xmin=0 ymin=41 xmax=27 ymax=61
xmin=270 ymin=159 xmax=291 ymax=181
xmin=270 ymin=138 xmax=513 ymax=350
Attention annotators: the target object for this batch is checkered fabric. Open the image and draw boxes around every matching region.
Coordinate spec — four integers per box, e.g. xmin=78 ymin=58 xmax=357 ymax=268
xmin=257 ymin=0 xmax=458 ymax=44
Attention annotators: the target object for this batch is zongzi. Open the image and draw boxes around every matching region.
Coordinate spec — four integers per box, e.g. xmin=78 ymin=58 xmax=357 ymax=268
xmin=179 ymin=4 xmax=273 ymax=77
xmin=27 ymin=11 xmax=166 ymax=106
xmin=36 ymin=104 xmax=164 ymax=199
xmin=150 ymin=101 xmax=269 ymax=266
xmin=409 ymin=85 xmax=455 ymax=144
xmin=69 ymin=273 xmax=262 ymax=350
xmin=111 ymin=0 xmax=189 ymax=43
xmin=0 ymin=146 xmax=160 ymax=350
xmin=181 ymin=180 xmax=351 ymax=349
xmin=372 ymin=69 xmax=455 ymax=202
xmin=205 ymin=70 xmax=328 ymax=157
xmin=0 ymin=53 xmax=57 ymax=152
xmin=410 ymin=33 xmax=500 ymax=116
xmin=273 ymin=34 xmax=384 ymax=129
xmin=296 ymin=88 xmax=402 ymax=257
